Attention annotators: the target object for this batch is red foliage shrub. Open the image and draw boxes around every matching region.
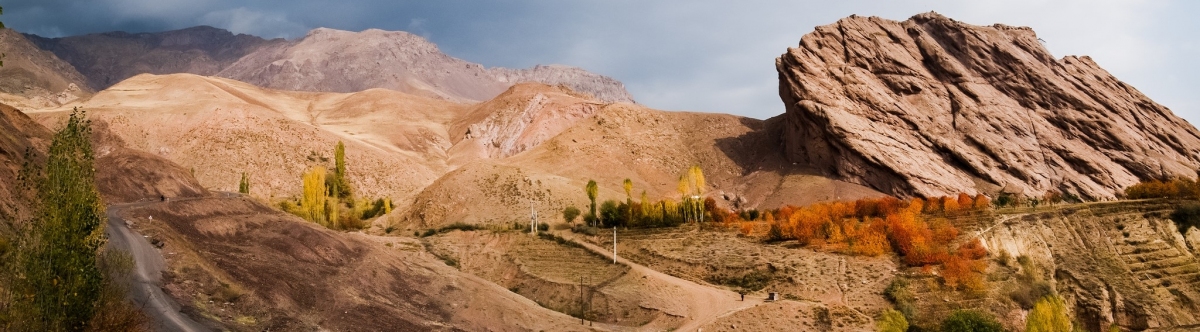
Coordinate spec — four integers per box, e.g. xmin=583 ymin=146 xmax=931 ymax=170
xmin=956 ymin=238 xmax=988 ymax=260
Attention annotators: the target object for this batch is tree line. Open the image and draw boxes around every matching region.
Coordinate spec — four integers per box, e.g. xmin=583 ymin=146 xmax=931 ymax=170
xmin=568 ymin=165 xmax=707 ymax=229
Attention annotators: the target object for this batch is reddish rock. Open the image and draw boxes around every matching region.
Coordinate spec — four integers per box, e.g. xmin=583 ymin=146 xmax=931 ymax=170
xmin=776 ymin=12 xmax=1200 ymax=199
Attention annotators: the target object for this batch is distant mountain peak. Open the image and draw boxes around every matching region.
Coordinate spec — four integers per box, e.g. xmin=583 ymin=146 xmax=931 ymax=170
xmin=13 ymin=25 xmax=634 ymax=104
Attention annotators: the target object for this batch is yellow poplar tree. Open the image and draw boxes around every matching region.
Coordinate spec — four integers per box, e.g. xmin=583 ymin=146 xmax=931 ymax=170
xmin=1027 ymin=295 xmax=1071 ymax=332
xmin=302 ymin=166 xmax=328 ymax=225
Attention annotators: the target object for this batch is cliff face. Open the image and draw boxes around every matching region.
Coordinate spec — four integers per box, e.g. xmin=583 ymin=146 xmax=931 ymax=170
xmin=776 ymin=12 xmax=1200 ymax=199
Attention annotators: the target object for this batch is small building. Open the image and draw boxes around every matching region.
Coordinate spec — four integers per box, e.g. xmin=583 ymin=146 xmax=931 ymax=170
xmin=767 ymin=292 xmax=779 ymax=301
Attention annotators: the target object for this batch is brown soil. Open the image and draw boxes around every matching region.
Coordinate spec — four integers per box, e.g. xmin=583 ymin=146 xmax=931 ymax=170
xmin=122 ymin=195 xmax=598 ymax=331
xmin=589 ymin=224 xmax=895 ymax=331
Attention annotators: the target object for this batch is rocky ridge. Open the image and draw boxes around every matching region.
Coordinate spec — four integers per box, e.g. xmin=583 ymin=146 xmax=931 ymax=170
xmin=776 ymin=12 xmax=1200 ymax=199
xmin=22 ymin=26 xmax=635 ymax=104
xmin=26 ymin=26 xmax=283 ymax=90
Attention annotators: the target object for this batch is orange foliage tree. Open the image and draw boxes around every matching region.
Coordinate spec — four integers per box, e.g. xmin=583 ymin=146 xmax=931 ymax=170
xmin=764 ymin=194 xmax=990 ymax=291
xmin=973 ymin=194 xmax=990 ymax=210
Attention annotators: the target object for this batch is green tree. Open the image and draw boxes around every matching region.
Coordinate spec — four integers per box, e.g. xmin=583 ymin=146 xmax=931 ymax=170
xmin=563 ymin=206 xmax=581 ymax=223
xmin=877 ymin=309 xmax=908 ymax=332
xmin=1027 ymin=295 xmax=1072 ymax=332
xmin=585 ymin=180 xmax=598 ymax=226
xmin=238 ymin=172 xmax=250 ymax=194
xmin=8 ymin=109 xmax=107 ymax=330
xmin=941 ymin=310 xmax=1004 ymax=332
xmin=599 ymin=200 xmax=620 ymax=227
xmin=326 ymin=141 xmax=352 ymax=200
xmin=335 ymin=141 xmax=346 ymax=180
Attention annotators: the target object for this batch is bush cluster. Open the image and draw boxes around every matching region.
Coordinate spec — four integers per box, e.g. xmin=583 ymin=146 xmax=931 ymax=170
xmin=763 ymin=195 xmax=992 ymax=291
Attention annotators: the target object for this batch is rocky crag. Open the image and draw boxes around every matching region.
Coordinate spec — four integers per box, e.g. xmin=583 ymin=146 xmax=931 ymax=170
xmin=776 ymin=12 xmax=1200 ymax=199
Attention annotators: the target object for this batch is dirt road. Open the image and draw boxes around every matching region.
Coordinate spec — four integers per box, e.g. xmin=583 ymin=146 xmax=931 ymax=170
xmin=106 ymin=201 xmax=211 ymax=332
xmin=560 ymin=230 xmax=762 ymax=331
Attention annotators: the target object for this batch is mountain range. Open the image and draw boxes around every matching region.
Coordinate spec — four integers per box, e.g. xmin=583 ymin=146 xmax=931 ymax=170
xmin=1 ymin=12 xmax=1199 ymax=331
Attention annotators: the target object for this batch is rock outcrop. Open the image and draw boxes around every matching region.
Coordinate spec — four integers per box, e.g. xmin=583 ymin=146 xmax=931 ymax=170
xmin=776 ymin=12 xmax=1200 ymax=199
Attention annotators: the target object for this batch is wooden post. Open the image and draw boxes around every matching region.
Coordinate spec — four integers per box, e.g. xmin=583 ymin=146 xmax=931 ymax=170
xmin=612 ymin=227 xmax=617 ymax=263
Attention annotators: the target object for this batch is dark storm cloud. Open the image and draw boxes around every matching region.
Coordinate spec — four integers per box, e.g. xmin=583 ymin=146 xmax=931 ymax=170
xmin=2 ymin=1 xmax=1198 ymax=123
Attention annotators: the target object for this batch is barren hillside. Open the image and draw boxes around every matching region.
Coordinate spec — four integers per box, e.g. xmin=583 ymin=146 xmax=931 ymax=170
xmin=25 ymin=26 xmax=284 ymax=91
xmin=0 ymin=103 xmax=51 ymax=226
xmin=29 ymin=73 xmax=464 ymax=203
xmin=0 ymin=29 xmax=90 ymax=109
xmin=218 ymin=27 xmax=635 ymax=104
xmin=21 ymin=26 xmax=635 ymax=104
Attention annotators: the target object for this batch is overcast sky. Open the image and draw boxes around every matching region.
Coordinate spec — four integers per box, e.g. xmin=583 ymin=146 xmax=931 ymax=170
xmin=4 ymin=1 xmax=1198 ymax=122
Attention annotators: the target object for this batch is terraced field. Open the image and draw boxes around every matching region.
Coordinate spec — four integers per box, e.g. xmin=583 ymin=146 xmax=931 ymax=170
xmin=423 ymin=230 xmax=679 ymax=327
xmin=592 ymin=224 xmax=895 ymax=330
xmin=903 ymin=200 xmax=1200 ymax=331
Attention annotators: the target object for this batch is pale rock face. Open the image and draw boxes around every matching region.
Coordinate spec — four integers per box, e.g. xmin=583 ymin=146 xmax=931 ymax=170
xmin=218 ymin=27 xmax=635 ymax=104
xmin=776 ymin=12 xmax=1200 ymax=199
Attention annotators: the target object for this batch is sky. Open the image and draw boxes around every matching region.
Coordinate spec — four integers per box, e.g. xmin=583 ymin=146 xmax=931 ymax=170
xmin=3 ymin=0 xmax=1198 ymax=122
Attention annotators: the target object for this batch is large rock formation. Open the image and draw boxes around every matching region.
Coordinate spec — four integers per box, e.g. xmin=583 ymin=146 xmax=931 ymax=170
xmin=776 ymin=12 xmax=1200 ymax=199
xmin=23 ymin=26 xmax=635 ymax=104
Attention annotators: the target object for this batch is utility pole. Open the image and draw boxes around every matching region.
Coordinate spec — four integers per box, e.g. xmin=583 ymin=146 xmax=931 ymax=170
xmin=579 ymin=276 xmax=584 ymax=325
xmin=530 ymin=201 xmax=537 ymax=236
xmin=613 ymin=227 xmax=617 ymax=263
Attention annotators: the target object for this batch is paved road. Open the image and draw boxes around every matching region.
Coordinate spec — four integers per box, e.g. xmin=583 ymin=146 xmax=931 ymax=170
xmin=106 ymin=201 xmax=211 ymax=332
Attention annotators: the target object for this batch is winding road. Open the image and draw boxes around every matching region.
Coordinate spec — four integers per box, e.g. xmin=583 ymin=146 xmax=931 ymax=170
xmin=106 ymin=201 xmax=210 ymax=332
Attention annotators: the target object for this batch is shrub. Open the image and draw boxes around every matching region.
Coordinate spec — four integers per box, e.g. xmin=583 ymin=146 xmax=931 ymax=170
xmin=973 ymin=194 xmax=990 ymax=210
xmin=238 ymin=172 xmax=250 ymax=194
xmin=941 ymin=310 xmax=1004 ymax=332
xmin=1010 ymin=280 xmax=1054 ymax=310
xmin=1027 ymin=295 xmax=1072 ymax=332
xmin=1125 ymin=177 xmax=1200 ymax=199
xmin=1170 ymin=203 xmax=1200 ymax=235
xmin=562 ymin=206 xmax=581 ymax=223
xmin=994 ymin=193 xmax=1015 ymax=207
xmin=599 ymin=200 xmax=621 ymax=227
xmin=877 ymin=309 xmax=909 ymax=332
xmin=709 ymin=269 xmax=771 ymax=292
xmin=572 ymin=224 xmax=599 ymax=236
xmin=957 ymin=193 xmax=974 ymax=210
xmin=884 ymin=279 xmax=915 ymax=319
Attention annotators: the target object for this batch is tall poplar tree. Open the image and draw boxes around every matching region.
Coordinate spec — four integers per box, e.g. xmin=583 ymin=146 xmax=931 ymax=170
xmin=585 ymin=180 xmax=598 ymax=227
xmin=9 ymin=110 xmax=107 ymax=330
